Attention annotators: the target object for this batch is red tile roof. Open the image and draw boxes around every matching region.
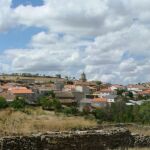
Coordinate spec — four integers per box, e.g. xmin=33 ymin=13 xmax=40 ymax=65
xmin=139 ymin=89 xmax=150 ymax=95
xmin=8 ymin=87 xmax=33 ymax=94
xmin=93 ymin=98 xmax=107 ymax=103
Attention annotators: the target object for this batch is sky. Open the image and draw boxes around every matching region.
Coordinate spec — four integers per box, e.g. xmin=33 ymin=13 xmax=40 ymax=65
xmin=0 ymin=0 xmax=150 ymax=84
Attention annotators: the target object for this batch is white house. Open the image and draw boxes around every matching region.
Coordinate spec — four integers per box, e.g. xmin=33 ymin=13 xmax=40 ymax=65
xmin=94 ymin=88 xmax=115 ymax=98
xmin=75 ymin=85 xmax=90 ymax=95
xmin=127 ymin=85 xmax=146 ymax=92
xmin=110 ymin=84 xmax=126 ymax=91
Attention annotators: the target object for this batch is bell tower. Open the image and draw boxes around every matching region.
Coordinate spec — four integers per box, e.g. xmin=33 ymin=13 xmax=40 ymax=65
xmin=80 ymin=72 xmax=87 ymax=82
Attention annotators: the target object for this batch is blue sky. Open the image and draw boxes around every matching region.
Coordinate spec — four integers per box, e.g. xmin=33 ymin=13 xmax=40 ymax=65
xmin=1 ymin=0 xmax=150 ymax=84
xmin=11 ymin=0 xmax=43 ymax=7
xmin=0 ymin=27 xmax=44 ymax=51
xmin=0 ymin=0 xmax=44 ymax=52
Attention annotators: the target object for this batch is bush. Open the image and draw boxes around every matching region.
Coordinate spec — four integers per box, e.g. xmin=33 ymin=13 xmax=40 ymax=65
xmin=41 ymin=98 xmax=53 ymax=110
xmin=10 ymin=96 xmax=26 ymax=110
xmin=92 ymin=109 xmax=107 ymax=121
xmin=0 ymin=96 xmax=8 ymax=109
xmin=39 ymin=97 xmax=62 ymax=111
xmin=63 ymin=106 xmax=78 ymax=116
xmin=53 ymin=99 xmax=62 ymax=112
xmin=139 ymin=102 xmax=150 ymax=124
xmin=44 ymin=91 xmax=55 ymax=98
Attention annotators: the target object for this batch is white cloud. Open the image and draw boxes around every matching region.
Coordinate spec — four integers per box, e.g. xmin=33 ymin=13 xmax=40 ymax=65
xmin=0 ymin=0 xmax=17 ymax=31
xmin=1 ymin=0 xmax=150 ymax=84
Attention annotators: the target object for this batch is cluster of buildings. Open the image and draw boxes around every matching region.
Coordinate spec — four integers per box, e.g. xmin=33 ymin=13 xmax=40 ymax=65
xmin=0 ymin=73 xmax=150 ymax=111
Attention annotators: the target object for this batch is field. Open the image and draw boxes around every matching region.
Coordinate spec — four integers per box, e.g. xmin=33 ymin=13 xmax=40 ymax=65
xmin=127 ymin=124 xmax=150 ymax=136
xmin=0 ymin=107 xmax=97 ymax=137
xmin=128 ymin=148 xmax=150 ymax=150
xmin=0 ymin=107 xmax=149 ymax=138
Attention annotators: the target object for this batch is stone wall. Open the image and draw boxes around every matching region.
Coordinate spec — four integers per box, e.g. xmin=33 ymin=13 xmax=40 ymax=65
xmin=0 ymin=128 xmax=149 ymax=150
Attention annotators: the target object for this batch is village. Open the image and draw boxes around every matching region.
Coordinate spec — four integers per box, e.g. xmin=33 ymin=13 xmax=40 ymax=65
xmin=0 ymin=72 xmax=150 ymax=112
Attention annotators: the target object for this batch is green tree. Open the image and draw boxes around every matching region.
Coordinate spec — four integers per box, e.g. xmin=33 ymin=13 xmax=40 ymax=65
xmin=39 ymin=97 xmax=62 ymax=111
xmin=128 ymin=91 xmax=133 ymax=98
xmin=10 ymin=96 xmax=26 ymax=110
xmin=44 ymin=90 xmax=55 ymax=98
xmin=40 ymin=97 xmax=53 ymax=110
xmin=139 ymin=102 xmax=150 ymax=124
xmin=92 ymin=109 xmax=107 ymax=121
xmin=110 ymin=101 xmax=127 ymax=122
xmin=63 ymin=106 xmax=78 ymax=115
xmin=52 ymin=98 xmax=62 ymax=112
xmin=95 ymin=81 xmax=102 ymax=85
xmin=0 ymin=96 xmax=8 ymax=109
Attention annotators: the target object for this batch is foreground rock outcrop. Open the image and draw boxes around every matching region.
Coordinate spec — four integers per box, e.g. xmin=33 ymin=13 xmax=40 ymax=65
xmin=0 ymin=128 xmax=149 ymax=150
xmin=133 ymin=134 xmax=150 ymax=147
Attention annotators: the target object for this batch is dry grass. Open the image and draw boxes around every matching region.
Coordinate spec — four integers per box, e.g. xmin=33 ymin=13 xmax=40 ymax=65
xmin=97 ymin=123 xmax=150 ymax=136
xmin=126 ymin=125 xmax=150 ymax=136
xmin=0 ymin=107 xmax=97 ymax=137
xmin=128 ymin=148 xmax=150 ymax=150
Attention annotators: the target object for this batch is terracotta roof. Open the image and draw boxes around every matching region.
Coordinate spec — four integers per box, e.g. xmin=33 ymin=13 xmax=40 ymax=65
xmin=94 ymin=88 xmax=112 ymax=94
xmin=139 ymin=89 xmax=150 ymax=95
xmin=93 ymin=98 xmax=107 ymax=103
xmin=64 ymin=85 xmax=75 ymax=89
xmin=1 ymin=85 xmax=10 ymax=90
xmin=8 ymin=87 xmax=33 ymax=94
xmin=127 ymin=84 xmax=146 ymax=89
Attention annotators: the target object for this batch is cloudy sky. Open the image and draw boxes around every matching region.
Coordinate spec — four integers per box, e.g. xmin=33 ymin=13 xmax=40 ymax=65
xmin=0 ymin=0 xmax=150 ymax=84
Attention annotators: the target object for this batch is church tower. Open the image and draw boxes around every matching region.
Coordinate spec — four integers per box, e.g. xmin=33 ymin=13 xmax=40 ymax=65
xmin=80 ymin=72 xmax=87 ymax=82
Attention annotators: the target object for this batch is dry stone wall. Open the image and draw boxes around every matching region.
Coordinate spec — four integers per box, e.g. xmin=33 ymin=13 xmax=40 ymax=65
xmin=0 ymin=128 xmax=149 ymax=150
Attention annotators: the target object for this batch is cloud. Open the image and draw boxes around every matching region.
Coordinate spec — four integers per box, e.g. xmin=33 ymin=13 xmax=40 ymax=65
xmin=0 ymin=0 xmax=17 ymax=32
xmin=1 ymin=0 xmax=150 ymax=84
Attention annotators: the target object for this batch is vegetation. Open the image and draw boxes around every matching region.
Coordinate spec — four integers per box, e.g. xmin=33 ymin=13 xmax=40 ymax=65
xmin=38 ymin=91 xmax=62 ymax=111
xmin=10 ymin=96 xmax=26 ymax=110
xmin=62 ymin=106 xmax=78 ymax=116
xmin=39 ymin=97 xmax=53 ymax=110
xmin=92 ymin=101 xmax=150 ymax=124
xmin=0 ymin=107 xmax=97 ymax=137
xmin=0 ymin=97 xmax=8 ymax=109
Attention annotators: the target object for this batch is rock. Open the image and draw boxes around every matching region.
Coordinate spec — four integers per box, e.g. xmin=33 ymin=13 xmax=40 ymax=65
xmin=0 ymin=128 xmax=148 ymax=150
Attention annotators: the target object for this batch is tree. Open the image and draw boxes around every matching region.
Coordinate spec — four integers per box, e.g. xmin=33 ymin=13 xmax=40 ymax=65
xmin=92 ymin=109 xmax=107 ymax=121
xmin=0 ymin=96 xmax=8 ymax=109
xmin=139 ymin=102 xmax=150 ymax=123
xmin=39 ymin=96 xmax=62 ymax=111
xmin=40 ymin=97 xmax=53 ymax=110
xmin=116 ymin=89 xmax=126 ymax=96
xmin=10 ymin=96 xmax=26 ymax=110
xmin=52 ymin=98 xmax=62 ymax=111
xmin=63 ymin=106 xmax=78 ymax=116
xmin=47 ymin=91 xmax=55 ymax=98
xmin=128 ymin=91 xmax=133 ymax=98
xmin=110 ymin=101 xmax=127 ymax=122
xmin=95 ymin=81 xmax=102 ymax=85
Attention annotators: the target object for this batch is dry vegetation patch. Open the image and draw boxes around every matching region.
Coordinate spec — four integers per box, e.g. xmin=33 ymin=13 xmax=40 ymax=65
xmin=0 ymin=107 xmax=97 ymax=137
xmin=126 ymin=124 xmax=150 ymax=136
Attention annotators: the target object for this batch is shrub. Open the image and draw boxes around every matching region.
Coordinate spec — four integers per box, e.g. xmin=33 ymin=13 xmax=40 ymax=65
xmin=139 ymin=102 xmax=150 ymax=124
xmin=81 ymin=106 xmax=91 ymax=116
xmin=0 ymin=96 xmax=8 ymax=109
xmin=63 ymin=106 xmax=78 ymax=116
xmin=92 ymin=109 xmax=107 ymax=121
xmin=10 ymin=96 xmax=26 ymax=110
xmin=39 ymin=97 xmax=62 ymax=111
xmin=44 ymin=91 xmax=55 ymax=98
xmin=39 ymin=97 xmax=53 ymax=110
xmin=53 ymin=99 xmax=62 ymax=112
